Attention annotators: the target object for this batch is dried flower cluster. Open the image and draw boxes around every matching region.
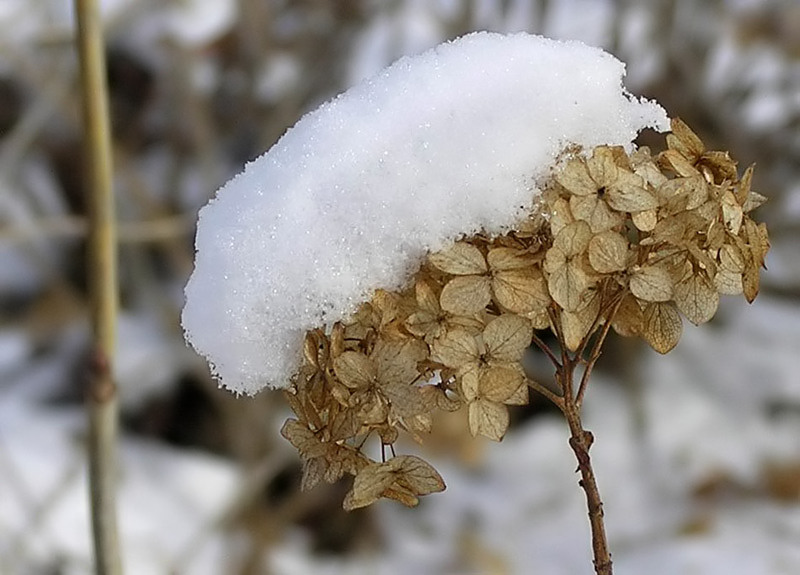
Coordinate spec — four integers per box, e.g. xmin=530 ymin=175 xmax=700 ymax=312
xmin=281 ymin=119 xmax=769 ymax=510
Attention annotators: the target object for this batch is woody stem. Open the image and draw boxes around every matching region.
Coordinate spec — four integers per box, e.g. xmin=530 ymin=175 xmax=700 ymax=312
xmin=558 ymin=357 xmax=613 ymax=575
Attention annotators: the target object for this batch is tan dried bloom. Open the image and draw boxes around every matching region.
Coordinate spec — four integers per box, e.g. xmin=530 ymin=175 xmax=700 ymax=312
xmin=279 ymin=117 xmax=770 ymax=511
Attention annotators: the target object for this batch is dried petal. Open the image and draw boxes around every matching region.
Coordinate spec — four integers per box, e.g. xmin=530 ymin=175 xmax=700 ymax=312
xmin=415 ymin=279 xmax=440 ymax=312
xmin=429 ymin=242 xmax=487 ymax=275
xmin=659 ymin=149 xmax=700 ymax=178
xmin=303 ymin=330 xmax=324 ymax=368
xmin=642 ymin=302 xmax=682 ymax=354
xmin=630 ymin=265 xmax=674 ymax=302
xmin=460 ymin=369 xmax=479 ymax=401
xmin=611 ymin=294 xmax=643 ymax=337
xmin=606 ymin=172 xmax=659 ymax=212
xmin=343 ymin=462 xmax=397 ymax=510
xmin=492 ymin=267 xmax=550 ymax=315
xmin=548 ymin=260 xmax=590 ymax=312
xmin=383 ymin=384 xmax=428 ymax=421
xmin=503 ymin=381 xmax=530 ymax=406
xmin=715 ymin=243 xmax=745 ymax=295
xmin=487 ymin=247 xmax=532 ymax=271
xmin=552 ymin=220 xmax=593 ymax=256
xmin=281 ymin=419 xmax=328 ymax=459
xmin=333 ymin=351 xmax=376 ymax=389
xmin=587 ymin=146 xmax=618 ymax=187
xmin=468 ymin=398 xmax=509 ymax=441
xmin=373 ymin=339 xmax=426 ymax=388
xmin=588 ymin=231 xmax=628 ymax=273
xmin=556 ymin=158 xmax=597 ymax=196
xmin=632 ymin=209 xmax=657 ymax=232
xmin=657 ymin=176 xmax=708 ymax=213
xmin=674 ymin=272 xmax=719 ymax=325
xmin=548 ymin=196 xmax=575 ymax=235
xmin=735 ymin=164 xmax=754 ymax=205
xmin=561 ymin=291 xmax=601 ymax=351
xmin=328 ymin=408 xmax=360 ymax=442
xmin=721 ymin=190 xmax=744 ymax=234
xmin=570 ymin=194 xmax=625 ymax=232
xmin=742 ymin=191 xmax=768 ymax=214
xmin=381 ymin=484 xmax=419 ymax=507
xmin=431 ymin=330 xmax=479 ymax=368
xmin=483 ymin=313 xmax=532 ymax=362
xmin=301 ymin=457 xmax=326 ymax=491
xmin=742 ymin=263 xmax=760 ymax=303
xmin=634 ymin=157 xmax=669 ymax=188
xmin=405 ymin=309 xmax=442 ymax=340
xmin=667 ymin=118 xmax=705 ymax=160
xmin=480 ymin=365 xmax=524 ymax=403
xmin=700 ymin=151 xmax=738 ymax=182
xmin=391 ymin=455 xmax=446 ymax=496
xmin=440 ymin=275 xmax=492 ymax=315
xmin=545 ymin=221 xmax=593 ymax=311
xmin=714 ymin=269 xmax=743 ymax=295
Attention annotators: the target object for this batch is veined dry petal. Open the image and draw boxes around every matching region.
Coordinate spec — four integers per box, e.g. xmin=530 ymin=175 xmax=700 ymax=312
xmin=667 ymin=118 xmax=705 ymax=160
xmin=674 ymin=272 xmax=719 ymax=325
xmin=630 ymin=265 xmax=674 ymax=302
xmin=588 ymin=230 xmax=628 ymax=273
xmin=570 ymin=194 xmax=624 ymax=232
xmin=487 ymin=247 xmax=533 ymax=271
xmin=333 ymin=351 xmax=376 ymax=389
xmin=431 ymin=329 xmax=479 ymax=368
xmin=606 ymin=172 xmax=659 ymax=212
xmin=492 ymin=267 xmax=549 ymax=315
xmin=480 ymin=365 xmax=524 ymax=403
xmin=468 ymin=398 xmax=509 ymax=441
xmin=343 ymin=462 xmax=397 ymax=510
xmin=483 ymin=313 xmax=532 ymax=362
xmin=642 ymin=302 xmax=682 ymax=354
xmin=429 ymin=242 xmax=487 ymax=275
xmin=440 ymin=275 xmax=492 ymax=315
xmin=556 ymin=158 xmax=597 ymax=196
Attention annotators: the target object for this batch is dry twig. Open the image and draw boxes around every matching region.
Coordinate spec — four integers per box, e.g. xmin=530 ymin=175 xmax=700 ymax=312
xmin=74 ymin=0 xmax=122 ymax=573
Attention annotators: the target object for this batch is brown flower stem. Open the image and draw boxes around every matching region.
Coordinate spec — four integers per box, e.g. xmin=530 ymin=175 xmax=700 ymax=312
xmin=558 ymin=356 xmax=613 ymax=575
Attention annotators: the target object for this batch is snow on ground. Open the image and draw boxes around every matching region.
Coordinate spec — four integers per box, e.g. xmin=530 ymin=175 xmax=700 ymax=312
xmin=0 ymin=398 xmax=241 ymax=575
xmin=182 ymin=31 xmax=668 ymax=394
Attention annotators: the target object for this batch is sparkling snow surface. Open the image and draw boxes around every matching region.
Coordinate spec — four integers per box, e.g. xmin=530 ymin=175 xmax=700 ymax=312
xmin=182 ymin=32 xmax=668 ymax=394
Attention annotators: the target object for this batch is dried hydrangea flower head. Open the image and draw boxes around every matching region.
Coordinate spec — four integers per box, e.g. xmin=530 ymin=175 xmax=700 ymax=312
xmin=281 ymin=118 xmax=770 ymax=511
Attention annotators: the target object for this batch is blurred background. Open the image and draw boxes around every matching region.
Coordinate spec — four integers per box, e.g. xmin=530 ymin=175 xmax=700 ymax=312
xmin=1 ymin=0 xmax=799 ymax=573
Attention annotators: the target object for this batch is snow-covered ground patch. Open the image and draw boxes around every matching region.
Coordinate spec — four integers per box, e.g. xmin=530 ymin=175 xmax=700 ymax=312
xmin=0 ymin=400 xmax=241 ymax=575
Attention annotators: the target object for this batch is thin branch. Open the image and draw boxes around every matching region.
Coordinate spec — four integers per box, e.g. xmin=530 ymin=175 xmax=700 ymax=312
xmin=525 ymin=377 xmax=565 ymax=412
xmin=562 ymin=398 xmax=612 ymax=575
xmin=74 ymin=0 xmax=122 ymax=573
xmin=530 ymin=331 xmax=561 ymax=369
xmin=0 ymin=214 xmax=195 ymax=244
xmin=547 ymin=304 xmax=571 ymax=377
xmin=576 ymin=294 xmax=625 ymax=407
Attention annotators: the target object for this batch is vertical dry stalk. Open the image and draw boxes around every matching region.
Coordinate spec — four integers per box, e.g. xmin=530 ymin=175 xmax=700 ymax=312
xmin=74 ymin=0 xmax=122 ymax=573
xmin=559 ymin=365 xmax=612 ymax=575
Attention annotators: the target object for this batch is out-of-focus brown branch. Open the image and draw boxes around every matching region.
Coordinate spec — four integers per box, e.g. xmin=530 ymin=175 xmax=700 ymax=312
xmin=74 ymin=0 xmax=122 ymax=573
xmin=0 ymin=214 xmax=195 ymax=243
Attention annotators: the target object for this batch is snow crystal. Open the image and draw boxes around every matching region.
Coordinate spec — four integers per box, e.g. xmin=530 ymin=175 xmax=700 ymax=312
xmin=182 ymin=32 xmax=668 ymax=394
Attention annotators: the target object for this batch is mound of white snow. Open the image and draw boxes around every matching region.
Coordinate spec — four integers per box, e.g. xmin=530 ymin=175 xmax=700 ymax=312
xmin=182 ymin=32 xmax=668 ymax=394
